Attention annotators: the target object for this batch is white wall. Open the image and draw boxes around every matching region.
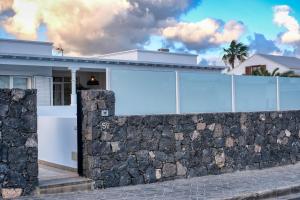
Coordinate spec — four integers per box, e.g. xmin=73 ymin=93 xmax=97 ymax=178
xmin=137 ymin=50 xmax=197 ymax=65
xmin=100 ymin=49 xmax=198 ymax=65
xmin=38 ymin=106 xmax=77 ymax=169
xmin=99 ymin=50 xmax=138 ymax=60
xmin=229 ymin=55 xmax=290 ymax=75
xmin=0 ymin=39 xmax=53 ymax=56
xmin=0 ymin=64 xmax=52 ymax=76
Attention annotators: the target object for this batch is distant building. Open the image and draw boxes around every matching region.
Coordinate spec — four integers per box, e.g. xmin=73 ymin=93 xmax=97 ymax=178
xmin=228 ymin=54 xmax=300 ymax=75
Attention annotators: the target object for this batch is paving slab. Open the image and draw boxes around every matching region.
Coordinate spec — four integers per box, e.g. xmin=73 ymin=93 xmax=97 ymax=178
xmin=18 ymin=163 xmax=300 ymax=200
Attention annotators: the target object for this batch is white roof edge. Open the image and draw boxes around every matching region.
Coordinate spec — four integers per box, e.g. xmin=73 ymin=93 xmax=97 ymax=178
xmin=0 ymin=52 xmax=224 ymax=70
xmin=0 ymin=38 xmax=53 ymax=45
xmin=99 ymin=49 xmax=198 ymax=57
xmin=255 ymin=54 xmax=293 ymax=69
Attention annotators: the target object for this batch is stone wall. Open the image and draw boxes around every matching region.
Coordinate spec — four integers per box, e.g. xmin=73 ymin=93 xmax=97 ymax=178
xmin=0 ymin=89 xmax=38 ymax=198
xmin=79 ymin=90 xmax=300 ymax=188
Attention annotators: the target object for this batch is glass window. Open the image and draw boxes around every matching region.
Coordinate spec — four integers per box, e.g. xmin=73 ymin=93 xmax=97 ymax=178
xmin=53 ymin=77 xmax=63 ymax=82
xmin=111 ymin=69 xmax=176 ymax=115
xmin=13 ymin=77 xmax=29 ymax=89
xmin=53 ymin=83 xmax=63 ymax=105
xmin=180 ymin=73 xmax=232 ymax=113
xmin=279 ymin=77 xmax=300 ymax=111
xmin=235 ymin=76 xmax=277 ymax=112
xmin=0 ymin=76 xmax=9 ymax=88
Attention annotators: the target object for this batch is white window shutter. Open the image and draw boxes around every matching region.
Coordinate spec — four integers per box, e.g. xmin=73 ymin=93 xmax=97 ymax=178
xmin=34 ymin=76 xmax=52 ymax=106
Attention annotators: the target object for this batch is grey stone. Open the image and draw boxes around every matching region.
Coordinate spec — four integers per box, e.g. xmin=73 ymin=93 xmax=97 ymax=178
xmin=176 ymin=161 xmax=187 ymax=176
xmin=213 ymin=124 xmax=223 ymax=138
xmin=25 ymin=136 xmax=37 ymax=148
xmin=226 ymin=137 xmax=235 ymax=148
xmin=111 ymin=142 xmax=120 ymax=152
xmin=175 ymin=133 xmax=184 ymax=141
xmin=12 ymin=89 xmax=26 ymax=102
xmin=196 ymin=122 xmax=206 ymax=131
xmin=144 ymin=167 xmax=156 ymax=183
xmin=208 ymin=123 xmax=215 ymax=131
xmin=101 ymin=132 xmax=113 ymax=141
xmin=162 ymin=163 xmax=176 ymax=178
xmin=215 ymin=152 xmax=225 ymax=168
xmin=0 ymin=105 xmax=8 ymax=117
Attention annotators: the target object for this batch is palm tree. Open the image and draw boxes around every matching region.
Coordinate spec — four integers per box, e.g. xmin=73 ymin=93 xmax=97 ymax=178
xmin=222 ymin=40 xmax=249 ymax=69
xmin=252 ymin=67 xmax=299 ymax=77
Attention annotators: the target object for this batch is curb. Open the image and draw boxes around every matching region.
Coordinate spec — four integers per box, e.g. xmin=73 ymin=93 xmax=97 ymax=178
xmin=224 ymin=184 xmax=300 ymax=200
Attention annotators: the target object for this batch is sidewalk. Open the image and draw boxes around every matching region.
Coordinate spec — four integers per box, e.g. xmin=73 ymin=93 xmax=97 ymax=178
xmin=19 ymin=163 xmax=300 ymax=200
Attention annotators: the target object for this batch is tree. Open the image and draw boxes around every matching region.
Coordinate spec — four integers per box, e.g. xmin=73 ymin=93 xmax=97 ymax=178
xmin=222 ymin=40 xmax=249 ymax=69
xmin=251 ymin=67 xmax=299 ymax=77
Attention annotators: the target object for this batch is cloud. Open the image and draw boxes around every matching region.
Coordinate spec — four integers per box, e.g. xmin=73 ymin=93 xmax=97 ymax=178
xmin=273 ymin=5 xmax=300 ymax=44
xmin=0 ymin=0 xmax=201 ymax=55
xmin=161 ymin=18 xmax=246 ymax=52
xmin=0 ymin=0 xmax=13 ymax=12
xmin=248 ymin=33 xmax=280 ymax=54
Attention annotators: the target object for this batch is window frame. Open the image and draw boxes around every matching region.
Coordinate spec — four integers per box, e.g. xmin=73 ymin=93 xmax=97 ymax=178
xmin=0 ymin=75 xmax=32 ymax=89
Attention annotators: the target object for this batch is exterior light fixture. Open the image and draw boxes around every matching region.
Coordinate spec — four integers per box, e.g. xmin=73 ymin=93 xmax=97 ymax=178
xmin=87 ymin=76 xmax=99 ymax=85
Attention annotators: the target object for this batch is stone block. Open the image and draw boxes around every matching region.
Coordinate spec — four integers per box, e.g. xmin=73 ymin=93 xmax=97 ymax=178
xmin=1 ymin=188 xmax=23 ymax=199
xmin=225 ymin=137 xmax=234 ymax=148
xmin=175 ymin=133 xmax=184 ymax=141
xmin=111 ymin=142 xmax=120 ymax=152
xmin=196 ymin=123 xmax=206 ymax=131
xmin=162 ymin=163 xmax=176 ymax=178
xmin=176 ymin=161 xmax=187 ymax=176
xmin=215 ymin=152 xmax=225 ymax=168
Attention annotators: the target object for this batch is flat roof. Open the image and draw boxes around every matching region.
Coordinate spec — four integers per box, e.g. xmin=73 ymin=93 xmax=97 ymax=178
xmin=0 ymin=53 xmax=224 ymax=71
xmin=99 ymin=49 xmax=198 ymax=58
xmin=0 ymin=38 xmax=53 ymax=45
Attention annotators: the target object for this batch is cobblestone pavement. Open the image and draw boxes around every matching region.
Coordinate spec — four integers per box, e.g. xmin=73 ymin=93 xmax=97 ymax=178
xmin=18 ymin=163 xmax=300 ymax=200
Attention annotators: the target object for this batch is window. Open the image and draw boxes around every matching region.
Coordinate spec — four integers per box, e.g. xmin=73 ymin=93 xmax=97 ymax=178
xmin=245 ymin=65 xmax=266 ymax=75
xmin=0 ymin=76 xmax=31 ymax=89
xmin=13 ymin=77 xmax=29 ymax=89
xmin=53 ymin=77 xmax=71 ymax=105
xmin=0 ymin=76 xmax=10 ymax=88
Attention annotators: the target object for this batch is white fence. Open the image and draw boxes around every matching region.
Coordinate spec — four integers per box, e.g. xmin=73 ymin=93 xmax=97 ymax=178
xmin=109 ymin=69 xmax=300 ymax=115
xmin=37 ymin=106 xmax=77 ymax=169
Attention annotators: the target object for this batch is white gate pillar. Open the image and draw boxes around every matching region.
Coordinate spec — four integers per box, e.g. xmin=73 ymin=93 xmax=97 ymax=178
xmin=69 ymin=67 xmax=79 ymax=106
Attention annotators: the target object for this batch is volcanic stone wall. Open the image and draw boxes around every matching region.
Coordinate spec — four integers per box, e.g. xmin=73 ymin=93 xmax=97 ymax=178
xmin=0 ymin=89 xmax=38 ymax=198
xmin=79 ymin=90 xmax=300 ymax=188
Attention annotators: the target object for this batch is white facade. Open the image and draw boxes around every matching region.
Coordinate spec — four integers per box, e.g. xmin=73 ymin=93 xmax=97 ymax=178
xmin=229 ymin=54 xmax=300 ymax=75
xmin=0 ymin=39 xmax=53 ymax=56
xmin=99 ymin=49 xmax=198 ymax=65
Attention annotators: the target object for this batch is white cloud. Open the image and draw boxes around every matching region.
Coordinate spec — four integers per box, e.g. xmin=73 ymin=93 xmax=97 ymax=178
xmin=1 ymin=0 xmax=246 ymax=55
xmin=0 ymin=0 xmax=13 ymax=12
xmin=161 ymin=18 xmax=245 ymax=51
xmin=273 ymin=5 xmax=300 ymax=44
xmin=0 ymin=0 xmax=201 ymax=55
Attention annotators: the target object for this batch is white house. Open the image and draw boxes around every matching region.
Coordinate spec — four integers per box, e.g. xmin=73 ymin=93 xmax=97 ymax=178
xmin=0 ymin=38 xmax=224 ymax=169
xmin=0 ymin=39 xmax=223 ymax=107
xmin=229 ymin=54 xmax=300 ymax=75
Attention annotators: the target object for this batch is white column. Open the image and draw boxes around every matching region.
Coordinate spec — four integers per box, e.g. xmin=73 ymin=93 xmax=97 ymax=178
xmin=106 ymin=67 xmax=111 ymax=90
xmin=70 ymin=68 xmax=78 ymax=106
xmin=175 ymin=70 xmax=180 ymax=114
xmin=231 ymin=75 xmax=236 ymax=112
xmin=276 ymin=76 xmax=280 ymax=111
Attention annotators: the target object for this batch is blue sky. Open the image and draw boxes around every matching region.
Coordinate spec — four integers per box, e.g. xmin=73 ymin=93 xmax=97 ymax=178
xmin=0 ymin=0 xmax=300 ymax=65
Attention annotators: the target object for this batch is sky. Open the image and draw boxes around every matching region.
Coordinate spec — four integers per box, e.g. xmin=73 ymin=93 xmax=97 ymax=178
xmin=0 ymin=0 xmax=300 ymax=66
